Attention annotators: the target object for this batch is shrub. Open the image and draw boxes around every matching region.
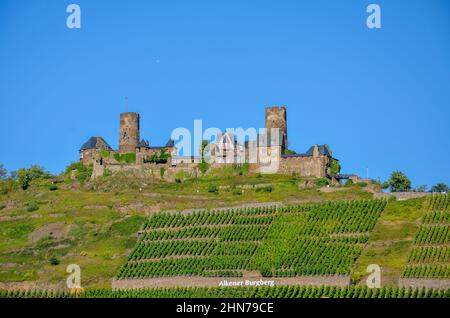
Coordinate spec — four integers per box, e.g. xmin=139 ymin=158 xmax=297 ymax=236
xmin=103 ymin=169 xmax=112 ymax=177
xmin=49 ymin=256 xmax=60 ymax=266
xmin=101 ymin=150 xmax=110 ymax=158
xmin=114 ymin=153 xmax=136 ymax=164
xmin=208 ymin=184 xmax=218 ymax=193
xmin=284 ymin=149 xmax=297 ymax=155
xmin=174 ymin=171 xmax=191 ymax=183
xmin=232 ymin=188 xmax=242 ymax=195
xmin=160 ymin=167 xmax=165 ymax=179
xmin=330 ymin=159 xmax=341 ymax=177
xmin=198 ymin=162 xmax=210 ymax=174
xmin=0 ymin=164 xmax=7 ymax=180
xmin=26 ymin=201 xmax=39 ymax=212
xmin=255 ymin=186 xmax=273 ymax=193
xmin=345 ymin=179 xmax=354 ymax=186
xmin=16 ymin=166 xmax=52 ymax=190
xmin=48 ymin=184 xmax=58 ymax=191
xmin=315 ymin=178 xmax=330 ymax=187
xmin=0 ymin=203 xmax=5 ymax=210
xmin=233 ymin=163 xmax=249 ymax=176
xmin=65 ymin=162 xmax=93 ymax=184
xmin=0 ymin=184 xmax=8 ymax=195
xmin=144 ymin=148 xmax=170 ymax=164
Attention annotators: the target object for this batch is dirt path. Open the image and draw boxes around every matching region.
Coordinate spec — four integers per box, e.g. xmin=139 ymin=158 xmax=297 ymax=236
xmin=399 ymin=278 xmax=450 ymax=289
xmin=179 ymin=202 xmax=283 ymax=215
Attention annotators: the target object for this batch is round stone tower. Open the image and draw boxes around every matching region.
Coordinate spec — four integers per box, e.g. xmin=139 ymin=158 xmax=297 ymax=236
xmin=119 ymin=112 xmax=140 ymax=153
xmin=265 ymin=106 xmax=288 ymax=151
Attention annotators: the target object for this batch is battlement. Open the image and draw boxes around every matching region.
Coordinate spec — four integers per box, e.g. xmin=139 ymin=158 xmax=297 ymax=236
xmin=266 ymin=106 xmax=286 ymax=112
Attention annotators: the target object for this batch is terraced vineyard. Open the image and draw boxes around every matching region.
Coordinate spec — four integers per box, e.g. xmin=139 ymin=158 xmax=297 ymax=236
xmin=116 ymin=200 xmax=386 ymax=280
xmin=403 ymin=195 xmax=450 ymax=279
xmin=1 ymin=286 xmax=449 ymax=298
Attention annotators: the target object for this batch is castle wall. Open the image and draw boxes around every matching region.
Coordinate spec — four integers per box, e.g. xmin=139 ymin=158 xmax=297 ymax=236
xmin=119 ymin=112 xmax=140 ymax=153
xmin=103 ymin=163 xmax=198 ymax=182
xmin=279 ymin=155 xmax=329 ymax=178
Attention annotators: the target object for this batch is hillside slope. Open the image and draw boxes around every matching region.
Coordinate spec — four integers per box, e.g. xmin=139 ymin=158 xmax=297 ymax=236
xmin=352 ymin=197 xmax=427 ymax=286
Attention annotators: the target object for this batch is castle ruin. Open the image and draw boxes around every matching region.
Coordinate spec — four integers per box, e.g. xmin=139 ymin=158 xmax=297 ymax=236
xmin=79 ymin=107 xmax=338 ymax=180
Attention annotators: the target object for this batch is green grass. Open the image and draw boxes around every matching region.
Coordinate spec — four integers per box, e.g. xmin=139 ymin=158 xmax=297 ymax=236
xmin=351 ymin=197 xmax=427 ymax=286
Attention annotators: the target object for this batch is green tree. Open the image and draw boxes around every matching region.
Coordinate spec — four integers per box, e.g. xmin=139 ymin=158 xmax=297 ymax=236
xmin=413 ymin=185 xmax=427 ymax=192
xmin=16 ymin=166 xmax=52 ymax=190
xmin=200 ymin=140 xmax=209 ymax=159
xmin=197 ymin=140 xmax=210 ymax=174
xmin=64 ymin=162 xmax=93 ymax=184
xmin=382 ymin=171 xmax=411 ymax=192
xmin=431 ymin=183 xmax=448 ymax=193
xmin=284 ymin=149 xmax=297 ymax=155
xmin=0 ymin=164 xmax=7 ymax=180
xmin=198 ymin=161 xmax=210 ymax=174
xmin=329 ymin=159 xmax=341 ymax=177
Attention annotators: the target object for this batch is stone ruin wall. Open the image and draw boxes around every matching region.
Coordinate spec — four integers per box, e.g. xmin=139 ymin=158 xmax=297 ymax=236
xmin=278 ymin=155 xmax=329 ymax=178
xmin=103 ymin=163 xmax=198 ymax=182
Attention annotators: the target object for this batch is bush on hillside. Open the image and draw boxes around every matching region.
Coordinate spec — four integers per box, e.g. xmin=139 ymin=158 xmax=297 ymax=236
xmin=255 ymin=186 xmax=273 ymax=193
xmin=26 ymin=201 xmax=39 ymax=212
xmin=0 ymin=164 xmax=7 ymax=180
xmin=101 ymin=150 xmax=110 ymax=158
xmin=174 ymin=171 xmax=191 ymax=183
xmin=16 ymin=166 xmax=53 ymax=190
xmin=198 ymin=161 xmax=210 ymax=175
xmin=208 ymin=184 xmax=218 ymax=193
xmin=49 ymin=256 xmax=60 ymax=266
xmin=315 ymin=178 xmax=330 ymax=187
xmin=233 ymin=163 xmax=249 ymax=176
xmin=103 ymin=169 xmax=112 ymax=177
xmin=329 ymin=159 xmax=341 ymax=177
xmin=232 ymin=188 xmax=242 ymax=195
xmin=65 ymin=162 xmax=93 ymax=184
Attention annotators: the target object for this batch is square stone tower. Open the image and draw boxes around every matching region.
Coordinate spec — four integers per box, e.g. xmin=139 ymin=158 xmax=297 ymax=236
xmin=265 ymin=106 xmax=287 ymax=152
xmin=119 ymin=112 xmax=140 ymax=153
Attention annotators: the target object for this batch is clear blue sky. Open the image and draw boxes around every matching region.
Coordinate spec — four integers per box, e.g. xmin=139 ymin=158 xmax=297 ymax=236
xmin=0 ymin=0 xmax=449 ymax=187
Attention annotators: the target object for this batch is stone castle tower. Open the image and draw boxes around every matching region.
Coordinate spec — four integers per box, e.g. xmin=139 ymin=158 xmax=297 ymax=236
xmin=265 ymin=106 xmax=288 ymax=152
xmin=119 ymin=112 xmax=140 ymax=153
